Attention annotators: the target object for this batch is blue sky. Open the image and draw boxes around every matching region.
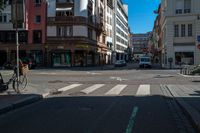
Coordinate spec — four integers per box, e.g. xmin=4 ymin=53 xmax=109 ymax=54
xmin=123 ymin=0 xmax=160 ymax=34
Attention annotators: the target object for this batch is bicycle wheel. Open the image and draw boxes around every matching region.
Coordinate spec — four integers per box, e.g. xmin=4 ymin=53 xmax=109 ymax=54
xmin=13 ymin=75 xmax=28 ymax=93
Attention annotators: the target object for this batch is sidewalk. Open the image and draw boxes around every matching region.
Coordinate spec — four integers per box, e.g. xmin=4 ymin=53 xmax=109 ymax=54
xmin=0 ymin=93 xmax=42 ymax=115
xmin=165 ymin=84 xmax=200 ymax=131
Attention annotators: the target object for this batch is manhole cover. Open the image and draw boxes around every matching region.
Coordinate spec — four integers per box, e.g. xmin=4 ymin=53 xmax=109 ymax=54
xmin=154 ymin=75 xmax=174 ymax=78
xmin=79 ymin=106 xmax=93 ymax=111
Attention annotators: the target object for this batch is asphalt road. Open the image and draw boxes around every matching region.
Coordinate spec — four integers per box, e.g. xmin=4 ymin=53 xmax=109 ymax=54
xmin=0 ymin=66 xmax=199 ymax=133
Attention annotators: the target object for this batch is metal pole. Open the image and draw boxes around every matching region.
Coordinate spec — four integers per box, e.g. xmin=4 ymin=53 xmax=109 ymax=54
xmin=15 ymin=0 xmax=19 ymax=91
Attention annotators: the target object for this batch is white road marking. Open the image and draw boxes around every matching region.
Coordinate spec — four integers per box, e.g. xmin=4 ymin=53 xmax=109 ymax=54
xmin=81 ymin=84 xmax=105 ymax=94
xmin=58 ymin=84 xmax=82 ymax=92
xmin=110 ymin=77 xmax=128 ymax=81
xmin=136 ymin=84 xmax=150 ymax=96
xmin=106 ymin=85 xmax=127 ymax=95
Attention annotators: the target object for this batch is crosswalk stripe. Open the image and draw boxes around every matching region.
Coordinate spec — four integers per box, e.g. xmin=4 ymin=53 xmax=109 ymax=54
xmin=136 ymin=84 xmax=150 ymax=96
xmin=81 ymin=84 xmax=105 ymax=94
xmin=106 ymin=85 xmax=127 ymax=95
xmin=58 ymin=84 xmax=82 ymax=92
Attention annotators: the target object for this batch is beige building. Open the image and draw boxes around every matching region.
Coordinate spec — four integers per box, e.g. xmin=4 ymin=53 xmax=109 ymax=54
xmin=160 ymin=0 xmax=200 ymax=68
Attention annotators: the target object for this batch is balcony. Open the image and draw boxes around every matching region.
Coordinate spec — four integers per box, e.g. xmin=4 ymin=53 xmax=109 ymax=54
xmin=56 ymin=0 xmax=74 ymax=7
xmin=47 ymin=16 xmax=104 ymax=30
xmin=47 ymin=36 xmax=97 ymax=45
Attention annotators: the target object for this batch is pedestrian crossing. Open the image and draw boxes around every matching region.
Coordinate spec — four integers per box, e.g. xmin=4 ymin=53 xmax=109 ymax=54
xmin=55 ymin=83 xmax=154 ymax=96
xmin=105 ymin=85 xmax=127 ymax=95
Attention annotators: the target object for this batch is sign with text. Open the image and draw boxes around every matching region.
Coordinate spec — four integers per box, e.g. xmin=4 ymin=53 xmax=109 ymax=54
xmin=197 ymin=36 xmax=200 ymax=42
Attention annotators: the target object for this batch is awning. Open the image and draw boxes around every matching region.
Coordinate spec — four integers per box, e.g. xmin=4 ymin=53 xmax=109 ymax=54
xmin=56 ymin=7 xmax=72 ymax=11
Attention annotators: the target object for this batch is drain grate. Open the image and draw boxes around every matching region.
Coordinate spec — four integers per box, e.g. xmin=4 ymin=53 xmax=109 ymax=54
xmin=154 ymin=75 xmax=174 ymax=78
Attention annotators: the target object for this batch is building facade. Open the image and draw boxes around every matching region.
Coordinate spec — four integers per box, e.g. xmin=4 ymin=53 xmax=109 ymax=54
xmin=113 ymin=0 xmax=129 ymax=62
xmin=131 ymin=33 xmax=150 ymax=59
xmin=105 ymin=0 xmax=113 ymax=64
xmin=160 ymin=0 xmax=200 ymax=68
xmin=46 ymin=0 xmax=107 ymax=67
xmin=0 ymin=0 xmax=47 ymax=67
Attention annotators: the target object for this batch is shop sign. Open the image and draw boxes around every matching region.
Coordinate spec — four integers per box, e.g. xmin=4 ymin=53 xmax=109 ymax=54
xmin=197 ymin=36 xmax=200 ymax=42
xmin=57 ymin=46 xmax=64 ymax=49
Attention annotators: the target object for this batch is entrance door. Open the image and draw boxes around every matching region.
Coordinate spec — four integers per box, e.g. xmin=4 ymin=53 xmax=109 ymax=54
xmin=0 ymin=51 xmax=7 ymax=66
xmin=52 ymin=51 xmax=71 ymax=67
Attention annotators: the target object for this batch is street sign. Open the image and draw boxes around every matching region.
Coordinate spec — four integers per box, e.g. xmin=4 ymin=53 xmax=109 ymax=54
xmin=197 ymin=36 xmax=200 ymax=42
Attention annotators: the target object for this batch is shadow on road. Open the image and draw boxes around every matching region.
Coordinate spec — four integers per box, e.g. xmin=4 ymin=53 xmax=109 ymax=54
xmin=0 ymin=94 xmax=197 ymax=133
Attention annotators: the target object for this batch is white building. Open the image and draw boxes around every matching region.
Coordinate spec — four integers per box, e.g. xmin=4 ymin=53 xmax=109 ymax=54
xmin=160 ymin=0 xmax=200 ymax=68
xmin=46 ymin=0 xmax=107 ymax=67
xmin=105 ymin=0 xmax=114 ymax=64
xmin=113 ymin=0 xmax=129 ymax=62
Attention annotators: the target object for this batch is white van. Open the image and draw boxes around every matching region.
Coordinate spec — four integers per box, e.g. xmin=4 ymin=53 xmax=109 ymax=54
xmin=139 ymin=57 xmax=152 ymax=68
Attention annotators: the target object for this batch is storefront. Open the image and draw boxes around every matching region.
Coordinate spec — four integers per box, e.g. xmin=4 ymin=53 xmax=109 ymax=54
xmin=29 ymin=50 xmax=43 ymax=66
xmin=0 ymin=50 xmax=7 ymax=66
xmin=175 ymin=52 xmax=194 ymax=65
xmin=74 ymin=50 xmax=85 ymax=67
xmin=174 ymin=45 xmax=195 ymax=66
xmin=51 ymin=50 xmax=71 ymax=67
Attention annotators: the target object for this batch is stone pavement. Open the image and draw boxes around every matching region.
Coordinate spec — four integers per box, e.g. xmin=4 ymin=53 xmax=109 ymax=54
xmin=165 ymin=84 xmax=200 ymax=132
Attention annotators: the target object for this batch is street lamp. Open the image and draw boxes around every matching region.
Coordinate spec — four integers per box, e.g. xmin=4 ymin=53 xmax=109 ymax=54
xmin=13 ymin=0 xmax=20 ymax=91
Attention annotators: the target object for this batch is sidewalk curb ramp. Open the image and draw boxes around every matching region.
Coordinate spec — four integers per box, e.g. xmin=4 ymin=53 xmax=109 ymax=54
xmin=164 ymin=85 xmax=200 ymax=132
xmin=0 ymin=95 xmax=43 ymax=115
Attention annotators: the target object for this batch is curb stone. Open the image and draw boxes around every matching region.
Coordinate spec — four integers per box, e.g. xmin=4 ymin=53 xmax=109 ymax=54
xmin=165 ymin=85 xmax=200 ymax=132
xmin=0 ymin=95 xmax=43 ymax=115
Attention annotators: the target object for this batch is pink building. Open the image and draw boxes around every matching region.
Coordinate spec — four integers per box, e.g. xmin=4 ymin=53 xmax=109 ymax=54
xmin=0 ymin=0 xmax=47 ymax=67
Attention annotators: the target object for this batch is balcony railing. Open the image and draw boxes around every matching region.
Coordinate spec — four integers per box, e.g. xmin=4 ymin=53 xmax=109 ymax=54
xmin=56 ymin=0 xmax=74 ymax=7
xmin=47 ymin=36 xmax=97 ymax=44
xmin=48 ymin=16 xmax=104 ymax=31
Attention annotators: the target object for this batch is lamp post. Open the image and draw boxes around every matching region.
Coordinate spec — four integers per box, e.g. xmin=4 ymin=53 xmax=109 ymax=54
xmin=14 ymin=0 xmax=20 ymax=91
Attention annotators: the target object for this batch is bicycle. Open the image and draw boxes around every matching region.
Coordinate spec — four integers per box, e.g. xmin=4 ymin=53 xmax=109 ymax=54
xmin=0 ymin=65 xmax=28 ymax=94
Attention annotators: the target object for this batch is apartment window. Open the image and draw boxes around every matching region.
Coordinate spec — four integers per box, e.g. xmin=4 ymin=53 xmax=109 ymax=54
xmin=188 ymin=24 xmax=192 ymax=37
xmin=35 ymin=0 xmax=41 ymax=6
xmin=181 ymin=24 xmax=185 ymax=37
xmin=0 ymin=15 xmax=2 ymax=22
xmin=8 ymin=0 xmax=12 ymax=5
xmin=33 ymin=30 xmax=42 ymax=44
xmin=176 ymin=0 xmax=183 ymax=14
xmin=174 ymin=25 xmax=179 ymax=37
xmin=35 ymin=15 xmax=41 ymax=23
xmin=3 ymin=15 xmax=7 ymax=22
xmin=88 ymin=28 xmax=93 ymax=40
xmin=57 ymin=26 xmax=72 ymax=37
xmin=184 ymin=0 xmax=191 ymax=13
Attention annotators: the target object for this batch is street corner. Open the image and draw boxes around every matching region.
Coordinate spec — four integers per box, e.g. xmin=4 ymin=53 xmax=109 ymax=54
xmin=0 ymin=93 xmax=42 ymax=115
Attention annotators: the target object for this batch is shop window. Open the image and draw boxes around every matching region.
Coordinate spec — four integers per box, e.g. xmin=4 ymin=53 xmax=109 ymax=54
xmin=175 ymin=52 xmax=194 ymax=65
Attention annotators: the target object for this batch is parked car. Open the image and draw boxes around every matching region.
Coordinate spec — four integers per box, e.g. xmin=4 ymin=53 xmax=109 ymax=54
xmin=21 ymin=58 xmax=37 ymax=69
xmin=139 ymin=56 xmax=152 ymax=68
xmin=115 ymin=60 xmax=127 ymax=67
